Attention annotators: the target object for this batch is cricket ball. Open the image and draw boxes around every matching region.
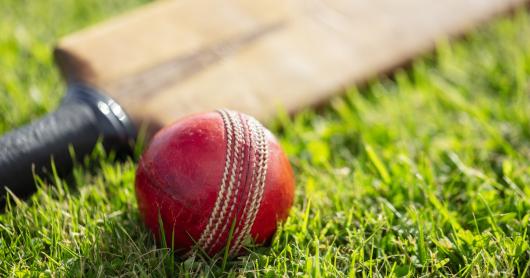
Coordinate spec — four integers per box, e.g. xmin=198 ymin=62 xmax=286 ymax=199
xmin=135 ymin=109 xmax=295 ymax=257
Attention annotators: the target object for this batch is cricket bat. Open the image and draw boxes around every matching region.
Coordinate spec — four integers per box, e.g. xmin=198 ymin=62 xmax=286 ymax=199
xmin=0 ymin=0 xmax=526 ymax=200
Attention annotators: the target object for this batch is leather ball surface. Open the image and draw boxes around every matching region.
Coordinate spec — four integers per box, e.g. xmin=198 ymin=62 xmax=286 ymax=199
xmin=135 ymin=110 xmax=295 ymax=257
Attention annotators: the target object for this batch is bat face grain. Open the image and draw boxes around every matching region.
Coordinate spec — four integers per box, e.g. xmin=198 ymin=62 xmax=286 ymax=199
xmin=54 ymin=0 xmax=528 ymax=133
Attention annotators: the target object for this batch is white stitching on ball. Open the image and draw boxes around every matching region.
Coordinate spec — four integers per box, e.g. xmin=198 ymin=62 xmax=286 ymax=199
xmin=189 ymin=110 xmax=269 ymax=257
xmin=206 ymin=110 xmax=247 ymax=253
xmin=230 ymin=116 xmax=269 ymax=255
xmin=228 ymin=116 xmax=258 ymax=255
xmin=191 ymin=109 xmax=235 ymax=256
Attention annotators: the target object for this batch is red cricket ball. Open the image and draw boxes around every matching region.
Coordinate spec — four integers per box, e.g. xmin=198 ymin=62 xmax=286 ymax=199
xmin=135 ymin=110 xmax=295 ymax=257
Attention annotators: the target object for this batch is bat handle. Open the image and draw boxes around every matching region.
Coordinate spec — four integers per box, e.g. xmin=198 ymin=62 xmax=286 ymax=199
xmin=0 ymin=84 xmax=136 ymax=204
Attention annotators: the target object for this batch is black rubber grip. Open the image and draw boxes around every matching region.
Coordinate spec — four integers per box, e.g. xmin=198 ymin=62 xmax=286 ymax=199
xmin=0 ymin=85 xmax=136 ymax=203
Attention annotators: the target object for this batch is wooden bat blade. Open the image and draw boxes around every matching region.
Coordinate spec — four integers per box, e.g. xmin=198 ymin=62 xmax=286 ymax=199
xmin=54 ymin=0 xmax=528 ymax=130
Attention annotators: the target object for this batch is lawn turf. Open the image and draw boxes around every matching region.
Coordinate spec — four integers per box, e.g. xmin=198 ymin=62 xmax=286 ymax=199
xmin=1 ymin=1 xmax=530 ymax=277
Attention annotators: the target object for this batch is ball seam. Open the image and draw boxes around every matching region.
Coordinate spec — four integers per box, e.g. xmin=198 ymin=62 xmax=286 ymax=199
xmin=192 ymin=109 xmax=236 ymax=255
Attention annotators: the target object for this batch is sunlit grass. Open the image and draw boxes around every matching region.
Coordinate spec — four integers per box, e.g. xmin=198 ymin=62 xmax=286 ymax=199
xmin=1 ymin=1 xmax=529 ymax=276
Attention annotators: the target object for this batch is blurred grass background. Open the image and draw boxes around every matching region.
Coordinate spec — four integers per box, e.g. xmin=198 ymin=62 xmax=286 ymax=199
xmin=1 ymin=0 xmax=529 ymax=276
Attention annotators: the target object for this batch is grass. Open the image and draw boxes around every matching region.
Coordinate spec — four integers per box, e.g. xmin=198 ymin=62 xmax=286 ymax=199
xmin=1 ymin=0 xmax=530 ymax=276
